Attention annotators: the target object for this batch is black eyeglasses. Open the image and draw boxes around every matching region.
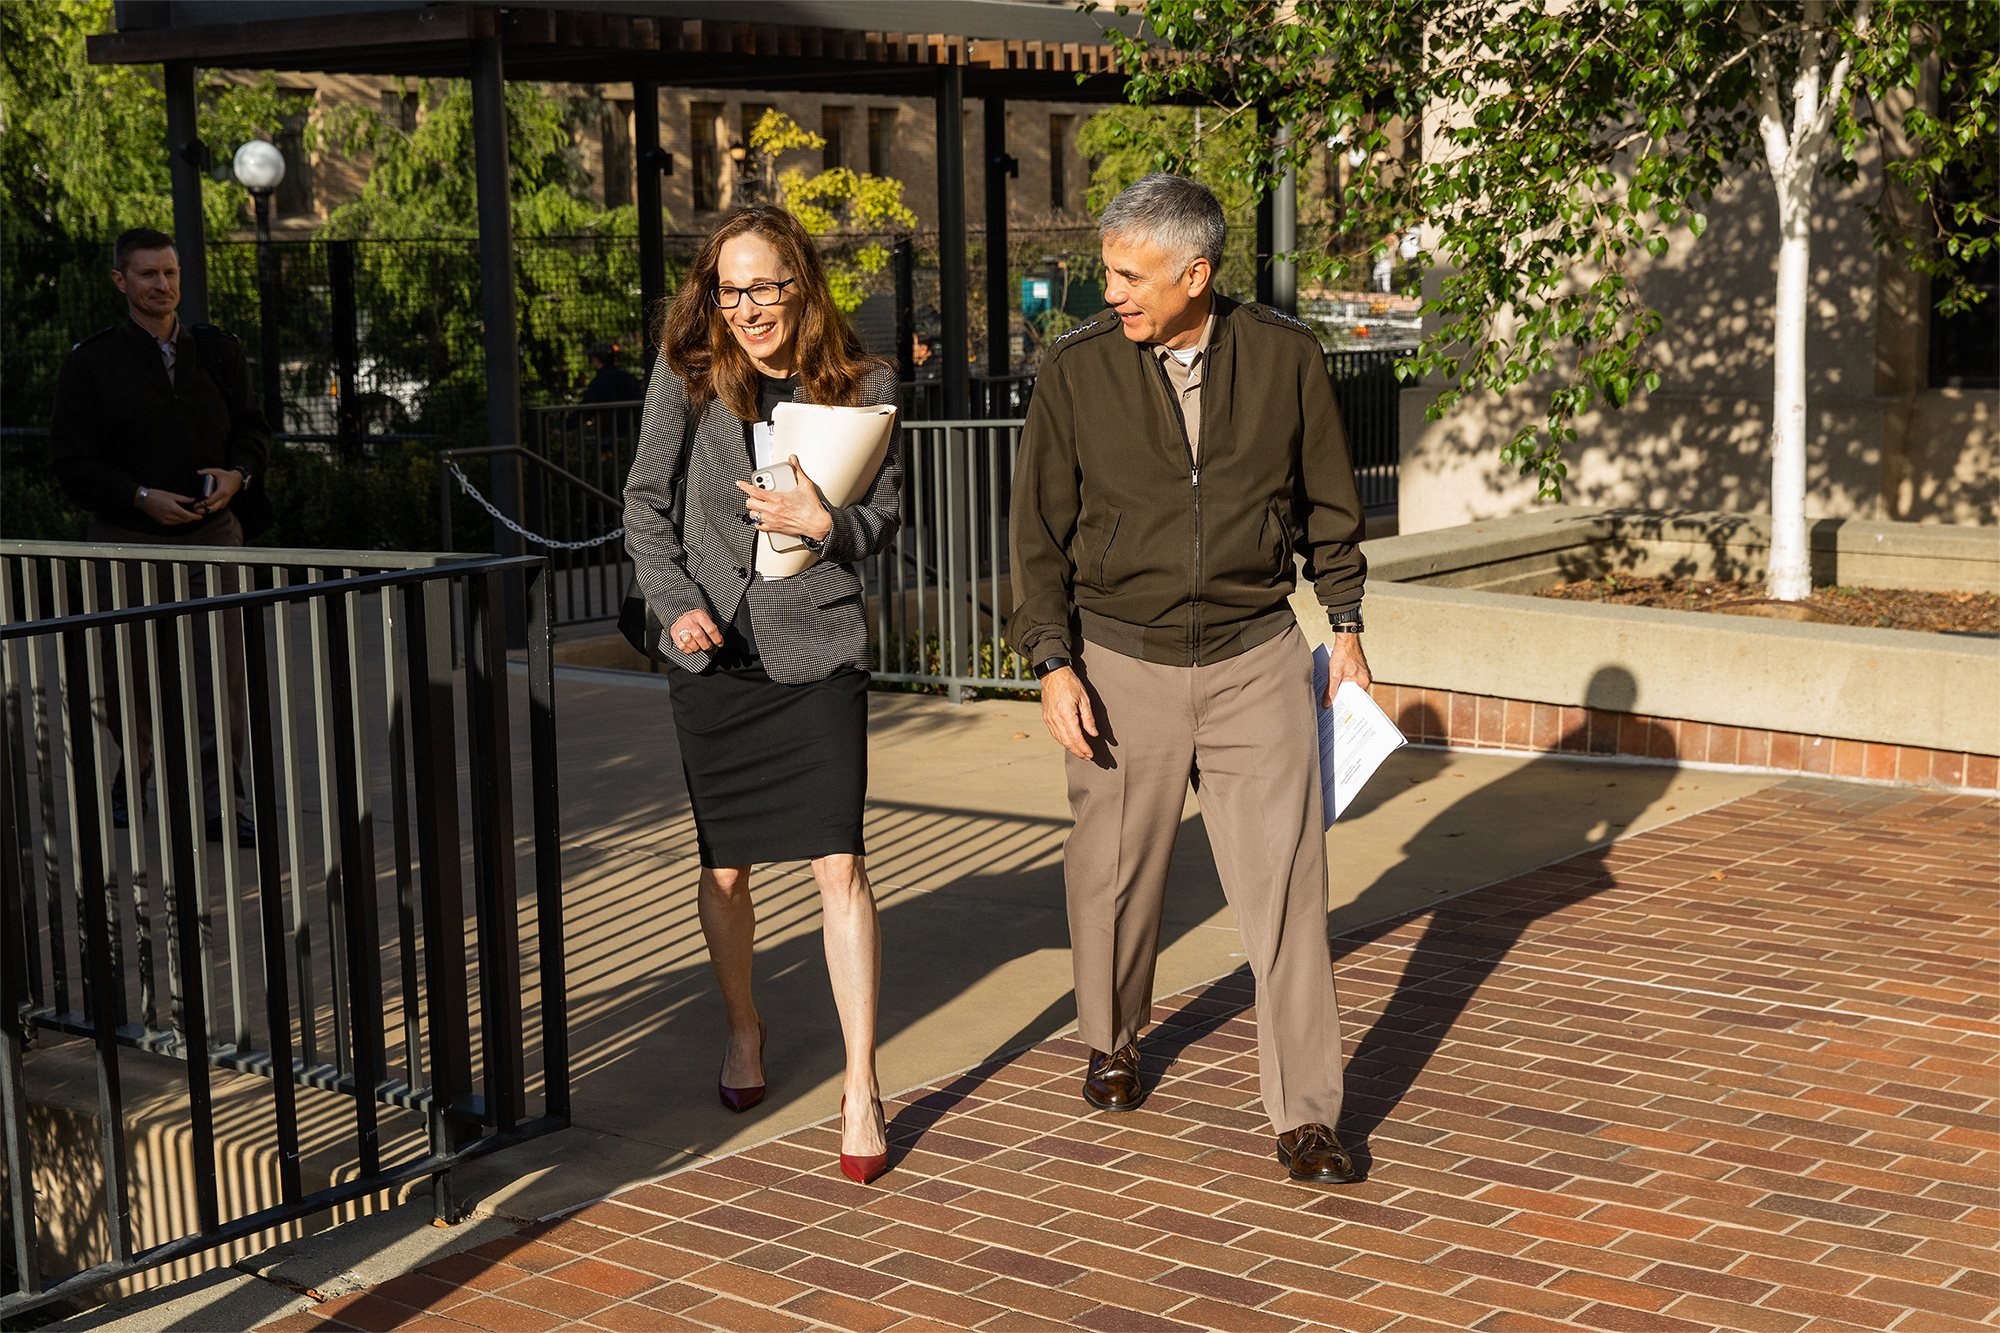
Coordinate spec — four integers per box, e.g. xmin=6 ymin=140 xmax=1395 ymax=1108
xmin=710 ymin=278 xmax=797 ymax=309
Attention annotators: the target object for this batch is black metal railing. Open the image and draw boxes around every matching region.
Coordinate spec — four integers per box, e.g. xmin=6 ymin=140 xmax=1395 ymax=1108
xmin=898 ymin=374 xmax=1037 ymax=423
xmin=439 ymin=439 xmax=632 ymax=630
xmin=1326 ymin=347 xmax=1416 ymax=511
xmin=0 ymin=543 xmax=567 ymax=1317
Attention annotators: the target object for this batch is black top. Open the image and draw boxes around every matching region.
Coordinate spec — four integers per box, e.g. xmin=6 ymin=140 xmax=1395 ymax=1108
xmin=49 ymin=317 xmax=271 ymax=537
xmin=581 ymin=362 xmax=644 ymax=404
xmin=716 ymin=373 xmax=801 ymax=667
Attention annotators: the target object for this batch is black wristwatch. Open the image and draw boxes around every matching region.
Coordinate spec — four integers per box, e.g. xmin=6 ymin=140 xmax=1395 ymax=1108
xmin=1328 ymin=609 xmax=1364 ymax=634
xmin=1032 ymin=655 xmax=1073 ymax=679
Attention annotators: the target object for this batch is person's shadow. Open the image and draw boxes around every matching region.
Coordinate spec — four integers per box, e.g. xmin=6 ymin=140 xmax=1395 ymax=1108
xmin=1332 ymin=666 xmax=1679 ymax=1174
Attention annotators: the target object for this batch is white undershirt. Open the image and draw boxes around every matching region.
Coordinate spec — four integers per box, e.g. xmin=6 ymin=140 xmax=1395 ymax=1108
xmin=1165 ymin=346 xmax=1198 ymax=366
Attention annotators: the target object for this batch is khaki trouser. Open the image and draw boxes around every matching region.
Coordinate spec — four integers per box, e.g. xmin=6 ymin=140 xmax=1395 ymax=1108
xmin=86 ymin=513 xmax=247 ymax=821
xmin=1064 ymin=623 xmax=1344 ymax=1134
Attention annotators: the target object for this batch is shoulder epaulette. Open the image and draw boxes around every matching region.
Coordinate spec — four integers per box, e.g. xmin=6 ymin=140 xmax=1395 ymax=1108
xmin=71 ymin=324 xmax=121 ymax=352
xmin=1049 ymin=315 xmax=1115 ymax=354
xmin=1246 ymin=304 xmax=1318 ymax=337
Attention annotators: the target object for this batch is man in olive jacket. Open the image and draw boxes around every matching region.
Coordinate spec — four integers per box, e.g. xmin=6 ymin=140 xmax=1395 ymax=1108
xmin=49 ymin=227 xmax=270 ymax=845
xmin=1009 ymin=174 xmax=1372 ymax=1184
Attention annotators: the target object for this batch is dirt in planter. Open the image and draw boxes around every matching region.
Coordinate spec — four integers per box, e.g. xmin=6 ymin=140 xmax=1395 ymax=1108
xmin=1537 ymin=574 xmax=2000 ymax=636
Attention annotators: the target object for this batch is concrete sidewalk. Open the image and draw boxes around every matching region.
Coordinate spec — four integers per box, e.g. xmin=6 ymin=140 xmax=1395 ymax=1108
xmin=252 ymin=776 xmax=1996 ymax=1333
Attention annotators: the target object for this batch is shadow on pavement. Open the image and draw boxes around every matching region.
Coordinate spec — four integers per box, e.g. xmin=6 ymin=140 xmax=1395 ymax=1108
xmin=1330 ymin=676 xmax=1680 ymax=1173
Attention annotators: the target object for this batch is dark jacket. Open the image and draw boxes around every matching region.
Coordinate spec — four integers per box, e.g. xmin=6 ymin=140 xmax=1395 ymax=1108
xmin=1008 ymin=294 xmax=1367 ymax=670
xmin=49 ymin=318 xmax=271 ymax=538
xmin=581 ymin=362 xmax=644 ymax=404
xmin=622 ymin=362 xmax=902 ymax=685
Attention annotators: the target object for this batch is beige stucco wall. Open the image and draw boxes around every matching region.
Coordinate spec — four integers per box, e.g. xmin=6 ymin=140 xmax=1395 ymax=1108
xmin=1398 ymin=118 xmax=1998 ymax=534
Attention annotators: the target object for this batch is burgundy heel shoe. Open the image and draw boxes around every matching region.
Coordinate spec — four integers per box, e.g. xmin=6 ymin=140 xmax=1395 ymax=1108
xmin=718 ymin=1021 xmax=767 ymax=1113
xmin=839 ymin=1095 xmax=889 ymax=1185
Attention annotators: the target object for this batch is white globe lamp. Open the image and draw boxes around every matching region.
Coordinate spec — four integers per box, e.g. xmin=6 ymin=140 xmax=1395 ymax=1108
xmin=233 ymin=139 xmax=286 ymax=192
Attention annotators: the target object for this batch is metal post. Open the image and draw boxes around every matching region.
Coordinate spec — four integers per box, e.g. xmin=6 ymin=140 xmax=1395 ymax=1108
xmin=635 ymin=82 xmax=666 ymax=368
xmin=894 ymin=237 xmax=915 ymax=386
xmin=163 ymin=61 xmax=209 ymax=325
xmin=328 ymin=239 xmax=360 ymax=457
xmin=984 ymin=97 xmax=1015 ymax=381
xmin=1272 ymin=121 xmax=1297 ymax=315
xmin=1255 ymin=105 xmax=1274 ymax=308
xmin=935 ymin=65 xmax=970 ymax=420
xmin=470 ymin=36 xmax=526 ymax=647
xmin=253 ymin=193 xmax=283 ymax=435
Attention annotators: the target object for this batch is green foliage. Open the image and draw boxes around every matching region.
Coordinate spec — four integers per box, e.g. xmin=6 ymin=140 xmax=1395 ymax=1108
xmin=1102 ymin=0 xmax=2000 ymax=499
xmin=1 ymin=0 xmax=302 ymax=243
xmin=747 ymin=108 xmax=918 ymax=312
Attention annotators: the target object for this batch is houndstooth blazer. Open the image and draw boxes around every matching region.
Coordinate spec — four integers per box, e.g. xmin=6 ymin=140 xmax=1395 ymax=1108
xmin=623 ymin=360 xmax=901 ymax=685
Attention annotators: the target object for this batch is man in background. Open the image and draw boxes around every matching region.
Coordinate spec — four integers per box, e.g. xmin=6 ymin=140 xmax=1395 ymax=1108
xmin=50 ymin=226 xmax=270 ymax=846
xmin=581 ymin=339 xmax=644 ymax=403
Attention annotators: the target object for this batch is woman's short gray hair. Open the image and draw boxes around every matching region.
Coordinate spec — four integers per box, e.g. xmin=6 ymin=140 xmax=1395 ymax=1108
xmin=1099 ymin=173 xmax=1226 ymax=275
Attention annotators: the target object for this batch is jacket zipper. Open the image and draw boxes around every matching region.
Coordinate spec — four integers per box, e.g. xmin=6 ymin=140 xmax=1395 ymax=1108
xmin=1149 ymin=355 xmax=1202 ymax=665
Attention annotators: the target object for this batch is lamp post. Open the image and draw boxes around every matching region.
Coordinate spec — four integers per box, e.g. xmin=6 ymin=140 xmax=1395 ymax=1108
xmin=233 ymin=140 xmax=286 ymax=433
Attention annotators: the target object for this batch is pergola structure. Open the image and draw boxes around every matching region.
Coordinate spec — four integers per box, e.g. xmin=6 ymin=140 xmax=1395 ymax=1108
xmin=89 ymin=1 xmax=1299 ymax=553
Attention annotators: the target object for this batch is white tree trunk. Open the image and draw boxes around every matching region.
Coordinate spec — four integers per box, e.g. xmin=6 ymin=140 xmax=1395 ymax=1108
xmin=1768 ymin=177 xmax=1814 ymax=601
xmin=1747 ymin=0 xmax=1869 ymax=601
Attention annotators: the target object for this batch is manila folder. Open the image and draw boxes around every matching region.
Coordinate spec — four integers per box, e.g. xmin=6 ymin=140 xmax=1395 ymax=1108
xmin=754 ymin=402 xmax=898 ymax=579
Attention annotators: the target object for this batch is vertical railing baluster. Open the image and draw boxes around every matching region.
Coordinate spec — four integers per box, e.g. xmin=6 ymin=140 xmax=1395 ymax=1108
xmin=0 ymin=566 xmax=48 ymax=1016
xmin=525 ymin=561 xmax=567 ymax=1123
xmin=0 ymin=620 xmax=45 ymax=1298
xmin=169 ymin=564 xmax=217 ymax=1034
xmin=308 ymin=570 xmax=351 ymax=1074
xmin=241 ymin=595 xmax=303 ymax=1204
xmin=22 ymin=574 xmax=71 ymax=1019
xmin=77 ymin=564 xmax=130 ymax=1030
xmin=206 ymin=561 xmax=251 ymax=1052
xmin=323 ymin=592 xmax=383 ymax=1176
xmin=464 ymin=572 xmax=524 ymax=1131
xmin=271 ymin=568 xmax=317 ymax=1067
xmin=382 ymin=589 xmax=424 ymax=1094
xmin=152 ymin=606 xmax=220 ymax=1234
xmin=406 ymin=578 xmax=475 ymax=1223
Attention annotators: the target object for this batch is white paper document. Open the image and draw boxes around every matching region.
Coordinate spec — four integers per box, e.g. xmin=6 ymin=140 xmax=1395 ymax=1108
xmin=1312 ymin=645 xmax=1408 ymax=826
xmin=754 ymin=402 xmax=898 ymax=579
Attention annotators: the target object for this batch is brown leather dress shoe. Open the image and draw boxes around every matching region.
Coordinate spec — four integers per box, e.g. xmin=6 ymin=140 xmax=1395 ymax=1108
xmin=1276 ymin=1123 xmax=1361 ymax=1183
xmin=1082 ymin=1040 xmax=1146 ymax=1112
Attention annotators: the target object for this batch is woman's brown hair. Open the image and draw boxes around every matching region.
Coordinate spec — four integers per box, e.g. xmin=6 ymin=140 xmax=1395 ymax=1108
xmin=657 ymin=205 xmax=882 ymax=421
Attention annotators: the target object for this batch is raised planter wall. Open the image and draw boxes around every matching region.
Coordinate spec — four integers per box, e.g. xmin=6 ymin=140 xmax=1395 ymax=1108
xmin=1292 ymin=508 xmax=2000 ymax=791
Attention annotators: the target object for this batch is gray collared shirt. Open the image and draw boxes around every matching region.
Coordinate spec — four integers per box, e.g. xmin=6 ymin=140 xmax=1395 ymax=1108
xmin=1148 ymin=310 xmax=1214 ymax=458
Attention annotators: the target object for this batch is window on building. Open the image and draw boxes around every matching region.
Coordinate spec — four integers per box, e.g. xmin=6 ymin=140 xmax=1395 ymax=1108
xmin=822 ymin=106 xmax=851 ymax=172
xmin=741 ymin=103 xmax=773 ymax=152
xmin=275 ymin=109 xmax=314 ymax=218
xmin=1049 ymin=115 xmax=1072 ymax=211
xmin=379 ymin=89 xmax=418 ymax=133
xmin=691 ymin=102 xmax=722 ymax=211
xmin=868 ymin=107 xmax=895 ymax=178
xmin=600 ymin=101 xmax=633 ymax=210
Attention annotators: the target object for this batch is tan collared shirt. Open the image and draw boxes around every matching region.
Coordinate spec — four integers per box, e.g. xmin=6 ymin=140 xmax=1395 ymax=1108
xmin=1149 ymin=309 xmax=1214 ymax=459
xmin=135 ymin=314 xmax=180 ymax=378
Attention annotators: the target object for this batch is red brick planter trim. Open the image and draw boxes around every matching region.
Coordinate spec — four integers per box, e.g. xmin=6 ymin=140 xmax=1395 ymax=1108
xmin=1369 ymin=682 xmax=1999 ymax=793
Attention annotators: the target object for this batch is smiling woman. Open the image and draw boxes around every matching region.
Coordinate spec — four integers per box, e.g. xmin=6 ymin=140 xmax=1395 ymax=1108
xmin=624 ymin=204 xmax=901 ymax=1187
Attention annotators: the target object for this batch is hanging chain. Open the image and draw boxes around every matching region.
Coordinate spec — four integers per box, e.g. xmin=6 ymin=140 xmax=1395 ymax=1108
xmin=445 ymin=460 xmax=627 ymax=551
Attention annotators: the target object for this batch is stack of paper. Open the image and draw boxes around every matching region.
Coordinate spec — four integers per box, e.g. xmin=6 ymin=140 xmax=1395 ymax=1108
xmin=1312 ymin=644 xmax=1408 ymax=826
xmin=755 ymin=402 xmax=898 ymax=579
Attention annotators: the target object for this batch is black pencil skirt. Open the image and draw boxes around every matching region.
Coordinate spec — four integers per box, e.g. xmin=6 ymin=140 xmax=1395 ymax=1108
xmin=664 ymin=656 xmax=870 ymax=869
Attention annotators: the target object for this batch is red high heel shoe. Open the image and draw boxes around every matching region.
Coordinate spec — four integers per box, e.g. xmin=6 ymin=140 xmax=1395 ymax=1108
xmin=718 ymin=1020 xmax=767 ymax=1113
xmin=839 ymin=1095 xmax=889 ymax=1185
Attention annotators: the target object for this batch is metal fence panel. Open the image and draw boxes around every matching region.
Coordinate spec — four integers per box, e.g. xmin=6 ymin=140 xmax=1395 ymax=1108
xmin=0 ymin=544 xmax=568 ymax=1317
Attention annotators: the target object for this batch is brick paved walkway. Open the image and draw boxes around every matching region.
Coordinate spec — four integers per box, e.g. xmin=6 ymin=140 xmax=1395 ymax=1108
xmin=260 ymin=778 xmax=1998 ymax=1333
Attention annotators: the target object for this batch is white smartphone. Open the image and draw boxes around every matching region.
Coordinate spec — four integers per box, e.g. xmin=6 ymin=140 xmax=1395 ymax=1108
xmin=751 ymin=463 xmax=798 ymax=493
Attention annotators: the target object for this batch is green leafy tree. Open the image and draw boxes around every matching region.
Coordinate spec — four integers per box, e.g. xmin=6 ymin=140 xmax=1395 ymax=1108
xmin=2 ymin=0 xmax=299 ymax=243
xmin=745 ymin=108 xmax=917 ymax=312
xmin=1076 ymin=106 xmax=1264 ymax=299
xmin=1103 ymin=0 xmax=1997 ymax=600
